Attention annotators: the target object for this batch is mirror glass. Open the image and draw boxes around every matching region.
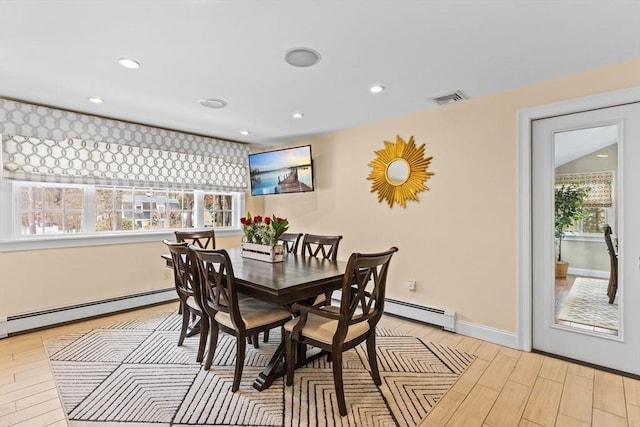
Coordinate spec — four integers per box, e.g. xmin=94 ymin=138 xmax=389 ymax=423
xmin=553 ymin=124 xmax=619 ymax=336
xmin=386 ymin=159 xmax=410 ymax=185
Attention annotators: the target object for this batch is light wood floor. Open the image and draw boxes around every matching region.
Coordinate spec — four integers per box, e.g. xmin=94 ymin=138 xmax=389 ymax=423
xmin=1 ymin=303 xmax=638 ymax=427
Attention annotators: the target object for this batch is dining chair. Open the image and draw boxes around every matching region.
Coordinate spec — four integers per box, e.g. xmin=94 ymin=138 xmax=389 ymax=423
xmin=301 ymin=233 xmax=343 ymax=260
xmin=175 ymin=229 xmax=216 ymax=249
xmin=190 ymin=246 xmax=293 ymax=392
xmin=302 ymin=233 xmax=344 ymax=305
xmin=604 ymin=224 xmax=618 ymax=303
xmin=284 ymin=247 xmax=398 ymax=416
xmin=163 ymin=240 xmax=208 ymax=363
xmin=279 ymin=232 xmax=303 ymax=255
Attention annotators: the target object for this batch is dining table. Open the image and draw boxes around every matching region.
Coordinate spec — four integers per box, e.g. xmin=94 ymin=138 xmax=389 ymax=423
xmin=162 ymin=246 xmax=347 ymax=391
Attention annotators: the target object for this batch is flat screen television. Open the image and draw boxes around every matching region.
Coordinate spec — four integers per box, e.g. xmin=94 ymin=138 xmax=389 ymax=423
xmin=248 ymin=145 xmax=315 ymax=196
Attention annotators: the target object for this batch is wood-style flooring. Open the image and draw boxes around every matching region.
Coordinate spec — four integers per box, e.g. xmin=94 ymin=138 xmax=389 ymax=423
xmin=1 ymin=302 xmax=638 ymax=427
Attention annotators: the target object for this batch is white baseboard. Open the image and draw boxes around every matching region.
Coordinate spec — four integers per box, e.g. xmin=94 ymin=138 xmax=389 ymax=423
xmin=3 ymin=289 xmax=177 ymax=337
xmin=0 ymin=316 xmax=7 ymax=339
xmin=455 ymin=320 xmax=519 ymax=349
xmin=567 ymin=267 xmax=609 ymax=279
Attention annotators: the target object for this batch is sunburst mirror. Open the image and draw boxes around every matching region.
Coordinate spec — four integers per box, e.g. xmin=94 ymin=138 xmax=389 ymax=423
xmin=367 ymin=135 xmax=434 ymax=208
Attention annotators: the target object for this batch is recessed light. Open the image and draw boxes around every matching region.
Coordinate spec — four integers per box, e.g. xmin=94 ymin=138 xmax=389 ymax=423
xmin=292 ymin=112 xmax=304 ymax=119
xmin=118 ymin=58 xmax=140 ymax=69
xmin=284 ymin=48 xmax=321 ymax=67
xmin=199 ymin=98 xmax=227 ymax=108
xmin=370 ymin=85 xmax=385 ymax=93
xmin=239 ymin=130 xmax=250 ymax=135
xmin=88 ymin=96 xmax=104 ymax=104
xmin=596 ymin=154 xmax=609 ymax=158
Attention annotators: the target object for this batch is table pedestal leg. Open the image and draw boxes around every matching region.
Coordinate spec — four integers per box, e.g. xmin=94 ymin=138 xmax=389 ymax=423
xmin=253 ymin=343 xmax=327 ymax=391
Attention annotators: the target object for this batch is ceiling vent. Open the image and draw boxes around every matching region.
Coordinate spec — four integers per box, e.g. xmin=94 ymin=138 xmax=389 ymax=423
xmin=431 ymin=90 xmax=467 ymax=105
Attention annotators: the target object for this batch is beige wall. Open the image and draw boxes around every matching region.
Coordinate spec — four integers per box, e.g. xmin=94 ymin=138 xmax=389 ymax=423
xmin=259 ymin=59 xmax=640 ymax=333
xmin=0 ymin=235 xmax=242 ymax=316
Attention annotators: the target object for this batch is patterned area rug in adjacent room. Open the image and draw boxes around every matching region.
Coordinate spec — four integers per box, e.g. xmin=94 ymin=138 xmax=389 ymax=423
xmin=558 ymin=277 xmax=619 ymax=331
xmin=44 ymin=311 xmax=474 ymax=427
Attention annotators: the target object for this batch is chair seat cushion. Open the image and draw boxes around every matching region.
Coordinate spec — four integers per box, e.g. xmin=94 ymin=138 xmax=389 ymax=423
xmin=186 ymin=296 xmax=200 ymax=311
xmin=215 ymin=298 xmax=291 ymax=330
xmin=284 ymin=310 xmax=369 ymax=344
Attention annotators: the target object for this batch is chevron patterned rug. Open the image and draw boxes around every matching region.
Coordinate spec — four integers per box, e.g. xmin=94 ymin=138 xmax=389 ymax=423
xmin=44 ymin=311 xmax=474 ymax=426
xmin=558 ymin=277 xmax=619 ymax=331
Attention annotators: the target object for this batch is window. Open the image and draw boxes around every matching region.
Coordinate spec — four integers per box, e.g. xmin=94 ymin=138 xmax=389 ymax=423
xmin=10 ymin=181 xmax=242 ymax=238
xmin=20 ymin=185 xmax=84 ymax=235
xmin=566 ymin=206 xmax=613 ymax=235
xmin=556 ymin=171 xmax=615 ymax=239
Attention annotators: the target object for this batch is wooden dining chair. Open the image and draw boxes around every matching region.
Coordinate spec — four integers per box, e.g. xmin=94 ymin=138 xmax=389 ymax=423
xmin=163 ymin=240 xmax=208 ymax=363
xmin=175 ymin=229 xmax=216 ymax=249
xmin=301 ymin=233 xmax=343 ymax=260
xmin=279 ymin=232 xmax=303 ymax=255
xmin=604 ymin=224 xmax=618 ymax=304
xmin=190 ymin=246 xmax=293 ymax=392
xmin=284 ymin=247 xmax=398 ymax=416
xmin=302 ymin=233 xmax=344 ymax=305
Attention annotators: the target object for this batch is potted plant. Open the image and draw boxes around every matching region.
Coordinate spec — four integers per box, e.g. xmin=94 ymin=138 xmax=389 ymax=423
xmin=554 ymin=184 xmax=589 ymax=278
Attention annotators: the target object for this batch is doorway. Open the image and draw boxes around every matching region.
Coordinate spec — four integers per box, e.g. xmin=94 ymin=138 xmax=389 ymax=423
xmin=518 ymin=88 xmax=640 ymax=375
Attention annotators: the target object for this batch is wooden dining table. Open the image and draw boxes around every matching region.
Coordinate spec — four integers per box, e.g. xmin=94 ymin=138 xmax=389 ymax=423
xmin=162 ymin=246 xmax=347 ymax=391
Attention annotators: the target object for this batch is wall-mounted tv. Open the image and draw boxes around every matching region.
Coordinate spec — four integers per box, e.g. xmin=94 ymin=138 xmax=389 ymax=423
xmin=248 ymin=145 xmax=315 ymax=196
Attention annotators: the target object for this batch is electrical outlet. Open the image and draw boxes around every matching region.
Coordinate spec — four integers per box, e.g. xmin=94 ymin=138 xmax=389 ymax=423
xmin=407 ymin=280 xmax=416 ymax=291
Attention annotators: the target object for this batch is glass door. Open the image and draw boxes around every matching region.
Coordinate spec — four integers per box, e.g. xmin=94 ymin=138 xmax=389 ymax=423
xmin=531 ymin=102 xmax=640 ymax=374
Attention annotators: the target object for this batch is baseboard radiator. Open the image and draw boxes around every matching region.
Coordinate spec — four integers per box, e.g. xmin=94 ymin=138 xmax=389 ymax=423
xmin=0 ymin=288 xmax=177 ymax=338
xmin=384 ymin=298 xmax=456 ymax=332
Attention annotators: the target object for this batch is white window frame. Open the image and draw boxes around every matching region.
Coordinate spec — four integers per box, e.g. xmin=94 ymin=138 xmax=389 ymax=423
xmin=0 ymin=180 xmax=244 ymax=251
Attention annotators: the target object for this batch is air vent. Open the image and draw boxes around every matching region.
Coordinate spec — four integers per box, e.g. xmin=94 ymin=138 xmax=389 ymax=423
xmin=432 ymin=90 xmax=467 ymax=105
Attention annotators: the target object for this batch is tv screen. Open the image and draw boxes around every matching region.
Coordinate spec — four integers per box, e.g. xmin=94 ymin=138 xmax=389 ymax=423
xmin=248 ymin=145 xmax=315 ymax=196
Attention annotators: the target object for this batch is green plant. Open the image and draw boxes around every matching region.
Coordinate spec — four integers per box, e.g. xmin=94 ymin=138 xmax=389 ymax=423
xmin=555 ymin=184 xmax=589 ymax=262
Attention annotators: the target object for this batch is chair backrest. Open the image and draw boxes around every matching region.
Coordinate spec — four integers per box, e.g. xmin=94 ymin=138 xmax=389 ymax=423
xmin=175 ymin=229 xmax=216 ymax=249
xmin=301 ymin=234 xmax=343 ymax=260
xmin=338 ymin=247 xmax=398 ymax=328
xmin=279 ymin=232 xmax=303 ymax=254
xmin=189 ymin=247 xmax=244 ymax=330
xmin=604 ymin=224 xmax=617 ymax=258
xmin=163 ymin=240 xmax=200 ymax=303
xmin=604 ymin=224 xmax=618 ymax=278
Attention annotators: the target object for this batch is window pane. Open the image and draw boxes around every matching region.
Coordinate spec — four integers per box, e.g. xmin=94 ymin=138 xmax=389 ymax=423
xmin=583 ymin=207 xmax=606 ymax=233
xmin=43 ymin=211 xmax=63 ymax=234
xmin=64 ymin=188 xmax=83 ymax=209
xmin=21 ymin=212 xmax=41 ymax=235
xmin=115 ymin=188 xmax=133 ymax=231
xmin=21 ymin=187 xmax=42 ymax=210
xmin=205 ymin=194 xmax=232 ymax=227
xmin=65 ymin=212 xmax=83 ymax=233
xmin=44 ymin=188 xmax=63 ymax=209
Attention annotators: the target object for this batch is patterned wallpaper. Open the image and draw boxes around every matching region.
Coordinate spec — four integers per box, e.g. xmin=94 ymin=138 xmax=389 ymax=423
xmin=0 ymin=99 xmax=250 ymax=191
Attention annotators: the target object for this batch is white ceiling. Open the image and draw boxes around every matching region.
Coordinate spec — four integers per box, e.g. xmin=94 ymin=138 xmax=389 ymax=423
xmin=1 ymin=0 xmax=639 ymax=147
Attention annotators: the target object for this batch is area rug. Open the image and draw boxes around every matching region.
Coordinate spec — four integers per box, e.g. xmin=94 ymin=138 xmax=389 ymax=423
xmin=558 ymin=277 xmax=619 ymax=330
xmin=44 ymin=311 xmax=474 ymax=427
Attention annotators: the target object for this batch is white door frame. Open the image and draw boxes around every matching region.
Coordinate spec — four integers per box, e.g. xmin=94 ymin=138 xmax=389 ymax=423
xmin=516 ymin=86 xmax=640 ymax=351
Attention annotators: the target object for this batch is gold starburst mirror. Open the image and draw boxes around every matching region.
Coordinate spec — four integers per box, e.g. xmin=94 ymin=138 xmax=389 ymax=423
xmin=367 ymin=135 xmax=434 ymax=208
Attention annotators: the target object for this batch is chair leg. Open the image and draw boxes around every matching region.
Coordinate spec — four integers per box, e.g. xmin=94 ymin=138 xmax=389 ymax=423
xmin=196 ymin=316 xmax=208 ymax=363
xmin=232 ymin=334 xmax=246 ymax=392
xmin=204 ymin=322 xmax=219 ymax=370
xmin=366 ymin=333 xmax=381 ymax=385
xmin=251 ymin=334 xmax=260 ymax=349
xmin=285 ymin=330 xmax=295 ymax=386
xmin=332 ymin=350 xmax=347 ymax=416
xmin=263 ymin=330 xmax=270 ymax=343
xmin=178 ymin=305 xmax=190 ymax=346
